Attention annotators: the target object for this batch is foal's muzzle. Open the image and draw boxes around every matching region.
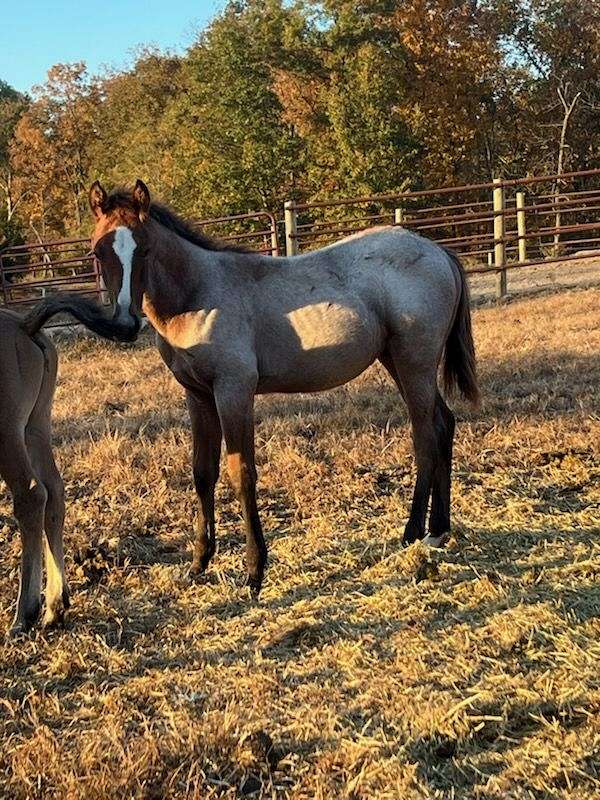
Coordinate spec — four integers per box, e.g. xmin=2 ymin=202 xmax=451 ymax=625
xmin=110 ymin=311 xmax=141 ymax=342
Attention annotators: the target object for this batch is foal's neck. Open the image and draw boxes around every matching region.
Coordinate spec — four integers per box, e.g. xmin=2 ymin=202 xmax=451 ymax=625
xmin=142 ymin=225 xmax=219 ymax=330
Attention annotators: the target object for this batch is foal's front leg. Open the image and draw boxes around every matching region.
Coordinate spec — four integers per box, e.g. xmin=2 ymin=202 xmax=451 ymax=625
xmin=213 ymin=376 xmax=267 ymax=597
xmin=186 ymin=390 xmax=222 ymax=576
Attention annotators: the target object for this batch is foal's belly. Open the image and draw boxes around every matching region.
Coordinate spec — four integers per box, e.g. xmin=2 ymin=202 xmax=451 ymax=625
xmin=256 ymin=301 xmax=383 ymax=393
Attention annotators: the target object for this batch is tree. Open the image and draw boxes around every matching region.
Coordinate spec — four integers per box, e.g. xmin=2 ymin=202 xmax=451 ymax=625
xmin=504 ymin=0 xmax=600 ymax=175
xmin=9 ymin=63 xmax=99 ymax=238
xmin=274 ymin=0 xmax=419 ymax=201
xmin=92 ymin=50 xmax=185 ymax=202
xmin=171 ymin=0 xmax=307 ymax=217
xmin=0 ymin=80 xmax=28 ymax=247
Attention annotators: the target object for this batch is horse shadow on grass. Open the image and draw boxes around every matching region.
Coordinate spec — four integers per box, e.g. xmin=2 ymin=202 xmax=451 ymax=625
xmin=407 ymin=697 xmax=594 ymax=796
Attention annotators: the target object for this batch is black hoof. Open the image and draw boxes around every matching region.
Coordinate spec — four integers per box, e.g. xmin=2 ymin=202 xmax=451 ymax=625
xmin=246 ymin=575 xmax=262 ymax=600
xmin=7 ymin=610 xmax=39 ymax=639
xmin=6 ymin=623 xmax=29 ymax=640
xmin=189 ymin=565 xmax=209 ymax=583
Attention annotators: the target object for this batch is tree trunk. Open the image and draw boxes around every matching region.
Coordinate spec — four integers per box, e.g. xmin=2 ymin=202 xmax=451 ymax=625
xmin=553 ymin=87 xmax=581 ymax=255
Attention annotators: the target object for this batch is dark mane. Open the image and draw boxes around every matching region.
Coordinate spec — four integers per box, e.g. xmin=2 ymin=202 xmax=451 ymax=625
xmin=106 ymin=189 xmax=249 ymax=253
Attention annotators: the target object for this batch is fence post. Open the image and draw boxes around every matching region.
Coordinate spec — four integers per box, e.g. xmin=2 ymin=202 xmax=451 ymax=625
xmin=493 ymin=178 xmax=507 ymax=299
xmin=516 ymin=191 xmax=527 ymax=263
xmin=394 ymin=207 xmax=404 ymax=225
xmin=270 ymin=227 xmax=279 ymax=257
xmin=284 ymin=200 xmax=298 ymax=256
xmin=0 ymin=251 xmax=7 ymax=306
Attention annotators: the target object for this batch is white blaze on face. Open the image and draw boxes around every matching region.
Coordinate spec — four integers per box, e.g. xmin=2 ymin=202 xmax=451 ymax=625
xmin=112 ymin=226 xmax=137 ymax=315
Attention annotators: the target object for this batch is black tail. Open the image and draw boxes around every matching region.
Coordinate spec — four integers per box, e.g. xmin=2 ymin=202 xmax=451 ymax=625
xmin=21 ymin=293 xmax=139 ymax=342
xmin=442 ymin=248 xmax=480 ymax=407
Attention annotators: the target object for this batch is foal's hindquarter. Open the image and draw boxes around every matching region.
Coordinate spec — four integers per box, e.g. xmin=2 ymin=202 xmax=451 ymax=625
xmin=148 ymin=227 xmax=461 ymax=594
xmin=0 ymin=312 xmax=68 ymax=634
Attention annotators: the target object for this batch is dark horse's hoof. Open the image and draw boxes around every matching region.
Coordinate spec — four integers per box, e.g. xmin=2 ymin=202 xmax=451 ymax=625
xmin=189 ymin=566 xmax=210 ymax=583
xmin=246 ymin=575 xmax=262 ymax=600
xmin=402 ymin=531 xmax=450 ymax=548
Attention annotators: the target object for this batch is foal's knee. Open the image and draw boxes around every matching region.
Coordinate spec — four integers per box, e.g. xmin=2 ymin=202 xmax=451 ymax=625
xmin=193 ymin=466 xmax=218 ymax=498
xmin=227 ymin=455 xmax=256 ymax=500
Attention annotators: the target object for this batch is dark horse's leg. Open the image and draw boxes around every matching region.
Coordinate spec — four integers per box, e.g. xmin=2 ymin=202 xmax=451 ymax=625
xmin=186 ymin=390 xmax=222 ymax=576
xmin=380 ymin=339 xmax=444 ymax=544
xmin=27 ymin=426 xmax=68 ymax=627
xmin=26 ymin=347 xmax=69 ymax=628
xmin=1 ymin=431 xmax=47 ymax=636
xmin=213 ymin=376 xmax=266 ymax=597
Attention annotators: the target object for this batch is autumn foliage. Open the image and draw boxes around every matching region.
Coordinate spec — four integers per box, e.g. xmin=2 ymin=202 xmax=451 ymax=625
xmin=1 ymin=0 xmax=600 ymax=243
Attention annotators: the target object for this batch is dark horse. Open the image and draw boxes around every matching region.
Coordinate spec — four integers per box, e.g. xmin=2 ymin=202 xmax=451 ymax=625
xmin=25 ymin=180 xmax=479 ymax=596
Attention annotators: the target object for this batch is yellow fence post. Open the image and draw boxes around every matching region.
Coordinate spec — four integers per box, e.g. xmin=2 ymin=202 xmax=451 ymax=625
xmin=516 ymin=191 xmax=527 ymax=263
xmin=493 ymin=178 xmax=507 ymax=299
xmin=284 ymin=200 xmax=298 ymax=256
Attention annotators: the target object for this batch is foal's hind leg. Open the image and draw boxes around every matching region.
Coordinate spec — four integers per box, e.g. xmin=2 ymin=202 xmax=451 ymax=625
xmin=26 ymin=342 xmax=69 ymax=627
xmin=1 ymin=432 xmax=47 ymax=636
xmin=186 ymin=389 xmax=222 ymax=577
xmin=426 ymin=391 xmax=455 ymax=546
xmin=381 ymin=339 xmax=440 ymax=545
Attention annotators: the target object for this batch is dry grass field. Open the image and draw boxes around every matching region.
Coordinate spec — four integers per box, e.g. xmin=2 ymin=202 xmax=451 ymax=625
xmin=1 ymin=286 xmax=599 ymax=799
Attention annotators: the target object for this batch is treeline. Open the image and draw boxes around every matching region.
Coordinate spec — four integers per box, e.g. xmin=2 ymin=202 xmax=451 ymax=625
xmin=1 ymin=0 xmax=599 ymax=245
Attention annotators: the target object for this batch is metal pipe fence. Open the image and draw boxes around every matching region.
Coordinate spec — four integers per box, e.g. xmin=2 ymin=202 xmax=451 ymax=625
xmin=3 ymin=173 xmax=598 ymax=312
xmin=284 ymin=168 xmax=600 ymax=298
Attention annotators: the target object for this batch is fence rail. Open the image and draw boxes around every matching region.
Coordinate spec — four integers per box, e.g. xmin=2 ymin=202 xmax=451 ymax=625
xmin=2 ymin=172 xmax=599 ymax=310
xmin=284 ymin=168 xmax=600 ymax=298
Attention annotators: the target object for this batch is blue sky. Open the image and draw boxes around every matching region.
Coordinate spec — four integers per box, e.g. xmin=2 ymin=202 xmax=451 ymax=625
xmin=1 ymin=0 xmax=224 ymax=94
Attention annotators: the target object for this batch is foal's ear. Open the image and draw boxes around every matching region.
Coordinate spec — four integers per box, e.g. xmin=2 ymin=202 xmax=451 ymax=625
xmin=133 ymin=179 xmax=151 ymax=222
xmin=89 ymin=181 xmax=108 ymax=219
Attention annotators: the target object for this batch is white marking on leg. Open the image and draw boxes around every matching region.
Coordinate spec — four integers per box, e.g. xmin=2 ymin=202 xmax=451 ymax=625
xmin=422 ymin=532 xmax=449 ymax=548
xmin=112 ymin=226 xmax=137 ymax=314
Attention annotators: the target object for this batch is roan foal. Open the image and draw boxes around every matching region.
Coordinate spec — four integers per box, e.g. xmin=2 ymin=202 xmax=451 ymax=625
xmin=25 ymin=179 xmax=479 ymax=598
xmin=0 ymin=308 xmax=68 ymax=635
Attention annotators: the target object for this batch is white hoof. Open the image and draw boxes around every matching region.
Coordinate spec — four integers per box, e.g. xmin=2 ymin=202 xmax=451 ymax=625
xmin=422 ymin=532 xmax=449 ymax=548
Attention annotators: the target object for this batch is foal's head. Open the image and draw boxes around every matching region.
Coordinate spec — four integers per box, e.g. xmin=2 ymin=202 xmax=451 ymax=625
xmin=89 ymin=179 xmax=153 ymax=340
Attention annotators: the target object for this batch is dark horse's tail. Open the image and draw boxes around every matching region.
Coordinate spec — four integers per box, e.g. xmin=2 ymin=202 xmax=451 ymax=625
xmin=442 ymin=248 xmax=480 ymax=407
xmin=21 ymin=293 xmax=139 ymax=342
